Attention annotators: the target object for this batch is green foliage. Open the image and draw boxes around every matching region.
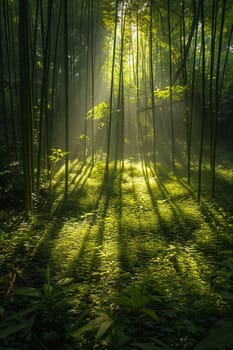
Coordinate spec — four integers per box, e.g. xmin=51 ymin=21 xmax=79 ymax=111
xmin=71 ymin=312 xmax=114 ymax=341
xmin=154 ymin=85 xmax=187 ymax=102
xmin=98 ymin=121 xmax=105 ymax=129
xmin=194 ymin=259 xmax=233 ymax=350
xmin=0 ymin=161 xmax=24 ymax=210
xmin=1 ymin=161 xmax=233 ymax=349
xmin=71 ymin=284 xmax=161 ymax=349
xmin=111 ymin=284 xmax=159 ymax=320
xmin=36 ymin=61 xmax=43 ymax=69
xmin=0 ymin=266 xmax=80 ymax=348
xmin=49 ymin=148 xmax=68 ymax=165
xmin=86 ymin=102 xmax=110 ymax=120
xmin=79 ymin=134 xmax=90 ymax=140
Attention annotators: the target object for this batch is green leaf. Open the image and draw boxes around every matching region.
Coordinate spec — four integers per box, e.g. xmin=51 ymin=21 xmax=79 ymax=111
xmin=4 ymin=306 xmax=38 ymax=322
xmin=86 ymin=102 xmax=109 ymax=120
xmin=13 ymin=287 xmax=41 ymax=298
xmin=95 ymin=318 xmax=114 ymax=340
xmin=53 ymin=283 xmax=80 ymax=298
xmin=113 ymin=329 xmax=131 ymax=347
xmin=195 ymin=319 xmax=233 ymax=350
xmin=97 ymin=122 xmax=105 ymax=129
xmin=141 ymin=308 xmax=159 ymax=321
xmin=57 ymin=278 xmax=74 ymax=285
xmin=79 ymin=134 xmax=89 ymax=140
xmin=70 ymin=319 xmax=99 ymax=338
xmin=0 ymin=322 xmax=29 ymax=338
xmin=111 ymin=285 xmax=151 ymax=310
xmin=71 ymin=312 xmax=114 ymax=340
xmin=111 ymin=295 xmax=133 ymax=307
xmin=43 ymin=283 xmax=54 ymax=297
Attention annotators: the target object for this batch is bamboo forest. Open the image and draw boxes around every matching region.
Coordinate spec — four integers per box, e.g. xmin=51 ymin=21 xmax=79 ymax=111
xmin=1 ymin=0 xmax=233 ymax=349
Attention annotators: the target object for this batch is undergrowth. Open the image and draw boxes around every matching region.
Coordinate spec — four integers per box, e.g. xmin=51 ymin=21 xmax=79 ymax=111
xmin=1 ymin=160 xmax=233 ymax=349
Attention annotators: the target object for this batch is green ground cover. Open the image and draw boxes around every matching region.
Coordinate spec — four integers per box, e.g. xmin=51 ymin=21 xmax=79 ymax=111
xmin=1 ymin=161 xmax=233 ymax=349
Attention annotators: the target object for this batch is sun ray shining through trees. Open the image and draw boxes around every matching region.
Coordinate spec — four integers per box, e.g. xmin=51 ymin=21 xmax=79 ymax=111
xmin=1 ymin=0 xmax=233 ymax=348
xmin=0 ymin=0 xmax=233 ymax=251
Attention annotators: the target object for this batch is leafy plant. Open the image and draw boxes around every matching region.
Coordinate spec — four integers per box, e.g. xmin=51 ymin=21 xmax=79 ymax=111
xmin=195 ymin=261 xmax=233 ymax=350
xmin=0 ymin=266 xmax=80 ymax=348
xmin=111 ymin=284 xmax=160 ymax=320
xmin=49 ymin=148 xmax=68 ymax=164
xmin=71 ymin=284 xmax=163 ymax=349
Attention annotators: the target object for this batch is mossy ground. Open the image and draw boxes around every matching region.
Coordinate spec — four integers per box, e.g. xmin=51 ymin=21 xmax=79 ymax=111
xmin=1 ymin=160 xmax=233 ymax=348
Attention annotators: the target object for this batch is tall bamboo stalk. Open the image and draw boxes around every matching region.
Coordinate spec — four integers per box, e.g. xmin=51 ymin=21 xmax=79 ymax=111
xmin=197 ymin=0 xmax=206 ymax=202
xmin=64 ymin=0 xmax=69 ymax=196
xmin=211 ymin=0 xmax=226 ymax=197
xmin=104 ymin=0 xmax=119 ymax=180
xmin=19 ymin=0 xmax=33 ymax=214
xmin=167 ymin=0 xmax=175 ymax=172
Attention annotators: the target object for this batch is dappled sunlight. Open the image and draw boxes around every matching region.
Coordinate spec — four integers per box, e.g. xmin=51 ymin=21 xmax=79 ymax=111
xmin=28 ymin=160 xmax=233 ymax=304
xmin=45 ymin=161 xmax=231 ymax=298
xmin=216 ymin=166 xmax=233 ymax=185
xmin=139 ymin=243 xmax=212 ymax=296
xmin=162 ymin=178 xmax=190 ymax=200
xmin=2 ymin=159 xmax=233 ymax=349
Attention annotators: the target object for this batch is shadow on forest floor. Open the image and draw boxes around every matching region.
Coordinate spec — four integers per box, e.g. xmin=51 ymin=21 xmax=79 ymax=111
xmin=1 ymin=160 xmax=233 ymax=349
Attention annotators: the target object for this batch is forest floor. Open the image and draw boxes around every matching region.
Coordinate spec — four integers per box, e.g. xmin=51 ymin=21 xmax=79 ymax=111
xmin=1 ymin=160 xmax=233 ymax=349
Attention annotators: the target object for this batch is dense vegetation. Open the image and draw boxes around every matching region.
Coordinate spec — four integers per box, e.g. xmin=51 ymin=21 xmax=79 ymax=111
xmin=1 ymin=0 xmax=233 ymax=349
